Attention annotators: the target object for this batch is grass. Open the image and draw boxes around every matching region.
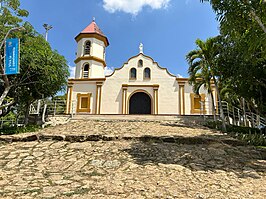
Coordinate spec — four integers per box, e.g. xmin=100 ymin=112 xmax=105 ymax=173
xmin=0 ymin=125 xmax=40 ymax=135
xmin=204 ymin=121 xmax=266 ymax=146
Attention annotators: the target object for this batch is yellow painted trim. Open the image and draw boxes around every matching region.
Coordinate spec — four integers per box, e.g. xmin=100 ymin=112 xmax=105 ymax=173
xmin=68 ymin=85 xmax=73 ymax=114
xmin=157 ymin=90 xmax=159 ymax=114
xmin=122 ymin=87 xmax=128 ymax=114
xmin=153 ymin=89 xmax=156 ymax=114
xmin=99 ymin=85 xmax=102 ymax=114
xmin=75 ymin=33 xmax=109 ymax=46
xmin=153 ymin=88 xmax=159 ymax=114
xmin=74 ymin=56 xmax=106 ymax=67
xmin=127 ymin=89 xmax=153 ymax=114
xmin=179 ymin=85 xmax=185 ymax=115
xmin=77 ymin=93 xmax=91 ymax=113
xmin=125 ymin=90 xmax=127 ymax=114
xmin=190 ymin=93 xmax=206 ymax=114
xmin=68 ymin=78 xmax=106 ymax=83
xmin=121 ymin=84 xmax=159 ymax=88
xmin=122 ymin=89 xmax=124 ymax=114
xmin=95 ymin=86 xmax=98 ymax=114
xmin=183 ymin=87 xmax=185 ymax=115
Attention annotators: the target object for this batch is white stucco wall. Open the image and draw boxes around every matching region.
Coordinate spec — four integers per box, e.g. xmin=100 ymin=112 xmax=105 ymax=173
xmin=71 ymin=83 xmax=97 ymax=114
xmin=101 ymin=54 xmax=179 ymax=114
xmin=76 ymin=38 xmax=105 ymax=59
xmin=70 ymin=53 xmax=215 ymax=115
xmin=75 ymin=37 xmax=106 ymax=79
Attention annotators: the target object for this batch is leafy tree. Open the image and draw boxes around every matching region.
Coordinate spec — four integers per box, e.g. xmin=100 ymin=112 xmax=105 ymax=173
xmin=186 ymin=37 xmax=226 ymax=131
xmin=200 ymin=0 xmax=266 ymax=117
xmin=200 ymin=0 xmax=266 ymax=57
xmin=217 ymin=36 xmax=266 ymax=116
xmin=0 ymin=0 xmax=69 ymax=122
xmin=0 ymin=0 xmax=29 ymax=108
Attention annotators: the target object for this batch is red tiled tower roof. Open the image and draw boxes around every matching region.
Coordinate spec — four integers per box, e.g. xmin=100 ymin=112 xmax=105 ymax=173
xmin=75 ymin=19 xmax=109 ymax=46
xmin=81 ymin=20 xmax=105 ymax=36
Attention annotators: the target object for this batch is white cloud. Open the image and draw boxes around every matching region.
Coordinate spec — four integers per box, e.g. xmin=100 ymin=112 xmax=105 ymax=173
xmin=104 ymin=66 xmax=114 ymax=76
xmin=69 ymin=65 xmax=75 ymax=78
xmin=177 ymin=74 xmax=183 ymax=78
xmin=103 ymin=0 xmax=171 ymax=15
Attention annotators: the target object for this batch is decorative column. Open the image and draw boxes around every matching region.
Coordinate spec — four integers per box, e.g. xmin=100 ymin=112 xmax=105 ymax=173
xmin=95 ymin=82 xmax=103 ymax=114
xmin=66 ymin=83 xmax=73 ymax=114
xmin=153 ymin=85 xmax=159 ymax=114
xmin=178 ymin=81 xmax=186 ymax=115
xmin=122 ymin=84 xmax=128 ymax=114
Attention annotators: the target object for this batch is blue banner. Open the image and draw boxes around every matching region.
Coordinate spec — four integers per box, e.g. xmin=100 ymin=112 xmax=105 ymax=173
xmin=5 ymin=38 xmax=19 ymax=75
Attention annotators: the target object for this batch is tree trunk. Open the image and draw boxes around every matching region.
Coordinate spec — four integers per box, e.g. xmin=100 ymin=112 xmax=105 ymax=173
xmin=243 ymin=0 xmax=266 ymax=34
xmin=24 ymin=103 xmax=30 ymax=125
xmin=213 ymin=77 xmax=227 ymax=132
xmin=0 ymin=55 xmax=11 ymax=107
xmin=210 ymin=89 xmax=216 ymax=121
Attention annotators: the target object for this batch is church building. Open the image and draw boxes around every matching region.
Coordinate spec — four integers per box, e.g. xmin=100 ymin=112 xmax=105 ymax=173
xmin=66 ymin=20 xmax=217 ymax=115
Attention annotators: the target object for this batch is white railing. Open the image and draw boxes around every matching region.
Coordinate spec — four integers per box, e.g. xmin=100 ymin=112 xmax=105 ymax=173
xmin=221 ymin=101 xmax=266 ymax=129
xmin=46 ymin=100 xmax=67 ymax=115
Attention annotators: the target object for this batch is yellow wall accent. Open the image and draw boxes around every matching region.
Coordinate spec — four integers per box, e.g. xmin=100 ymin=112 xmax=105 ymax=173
xmin=74 ymin=56 xmax=106 ymax=67
xmin=77 ymin=93 xmax=91 ymax=113
xmin=190 ymin=93 xmax=206 ymax=114
xmin=75 ymin=33 xmax=109 ymax=46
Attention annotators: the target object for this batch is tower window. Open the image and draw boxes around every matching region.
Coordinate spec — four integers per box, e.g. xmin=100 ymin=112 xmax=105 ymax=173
xmin=83 ymin=64 xmax=89 ymax=78
xmin=144 ymin=68 xmax=151 ymax=79
xmin=138 ymin=59 xmax=143 ymax=67
xmin=130 ymin=68 xmax=137 ymax=79
xmin=84 ymin=41 xmax=91 ymax=55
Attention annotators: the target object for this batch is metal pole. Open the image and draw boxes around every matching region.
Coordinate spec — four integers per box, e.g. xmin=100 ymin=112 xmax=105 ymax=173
xmin=232 ymin=107 xmax=236 ymax=125
xmin=43 ymin=24 xmax=53 ymax=42
xmin=238 ymin=109 xmax=240 ymax=126
xmin=54 ymin=101 xmax=56 ymax=116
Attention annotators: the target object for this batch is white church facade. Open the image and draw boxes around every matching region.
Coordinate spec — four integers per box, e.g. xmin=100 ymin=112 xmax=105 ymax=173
xmin=66 ymin=20 xmax=217 ymax=115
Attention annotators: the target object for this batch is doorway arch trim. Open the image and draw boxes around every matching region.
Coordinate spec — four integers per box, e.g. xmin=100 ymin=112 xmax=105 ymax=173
xmin=127 ymin=89 xmax=153 ymax=114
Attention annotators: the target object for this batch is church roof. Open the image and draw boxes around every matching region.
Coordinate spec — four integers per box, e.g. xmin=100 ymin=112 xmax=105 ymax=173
xmin=81 ymin=20 xmax=105 ymax=36
xmin=75 ymin=19 xmax=109 ymax=46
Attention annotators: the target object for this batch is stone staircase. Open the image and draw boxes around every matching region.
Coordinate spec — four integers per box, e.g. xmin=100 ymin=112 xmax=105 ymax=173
xmin=70 ymin=114 xmax=214 ymax=123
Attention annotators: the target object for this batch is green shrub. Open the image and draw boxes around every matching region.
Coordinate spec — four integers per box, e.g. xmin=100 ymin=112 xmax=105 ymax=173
xmin=204 ymin=121 xmax=266 ymax=146
xmin=0 ymin=125 xmax=40 ymax=135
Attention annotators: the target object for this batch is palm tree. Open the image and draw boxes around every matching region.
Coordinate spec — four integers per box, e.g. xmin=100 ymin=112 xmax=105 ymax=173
xmin=186 ymin=37 xmax=226 ymax=131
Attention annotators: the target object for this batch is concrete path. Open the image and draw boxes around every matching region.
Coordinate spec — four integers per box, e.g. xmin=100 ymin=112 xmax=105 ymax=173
xmin=0 ymin=120 xmax=265 ymax=198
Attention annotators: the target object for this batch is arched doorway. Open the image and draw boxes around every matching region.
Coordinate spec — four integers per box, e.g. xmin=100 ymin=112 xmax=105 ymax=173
xmin=129 ymin=92 xmax=151 ymax=114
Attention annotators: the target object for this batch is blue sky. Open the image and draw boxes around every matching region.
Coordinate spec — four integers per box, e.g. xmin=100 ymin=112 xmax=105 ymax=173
xmin=20 ymin=0 xmax=219 ymax=78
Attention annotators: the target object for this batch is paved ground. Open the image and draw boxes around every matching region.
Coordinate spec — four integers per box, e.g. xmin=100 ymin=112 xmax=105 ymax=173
xmin=0 ymin=120 xmax=266 ymax=198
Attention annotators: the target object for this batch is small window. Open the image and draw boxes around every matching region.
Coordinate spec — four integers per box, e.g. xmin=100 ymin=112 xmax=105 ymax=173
xmin=83 ymin=64 xmax=89 ymax=78
xmin=130 ymin=68 xmax=137 ymax=79
xmin=144 ymin=68 xmax=151 ymax=79
xmin=138 ymin=59 xmax=143 ymax=67
xmin=84 ymin=41 xmax=91 ymax=55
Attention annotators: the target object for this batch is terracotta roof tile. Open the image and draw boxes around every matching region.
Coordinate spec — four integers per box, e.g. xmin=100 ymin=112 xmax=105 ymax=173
xmin=81 ymin=21 xmax=105 ymax=36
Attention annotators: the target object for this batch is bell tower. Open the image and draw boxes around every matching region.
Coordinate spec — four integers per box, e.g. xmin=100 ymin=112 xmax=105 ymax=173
xmin=74 ymin=18 xmax=109 ymax=79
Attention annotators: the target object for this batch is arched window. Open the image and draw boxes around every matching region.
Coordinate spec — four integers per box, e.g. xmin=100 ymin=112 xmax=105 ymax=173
xmin=138 ymin=59 xmax=143 ymax=67
xmin=130 ymin=68 xmax=137 ymax=79
xmin=144 ymin=68 xmax=151 ymax=79
xmin=84 ymin=41 xmax=91 ymax=55
xmin=83 ymin=64 xmax=89 ymax=78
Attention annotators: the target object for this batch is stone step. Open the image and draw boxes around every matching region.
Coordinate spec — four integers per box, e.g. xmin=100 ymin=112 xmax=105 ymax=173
xmin=0 ymin=133 xmax=246 ymax=146
xmin=70 ymin=114 xmax=213 ymax=122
